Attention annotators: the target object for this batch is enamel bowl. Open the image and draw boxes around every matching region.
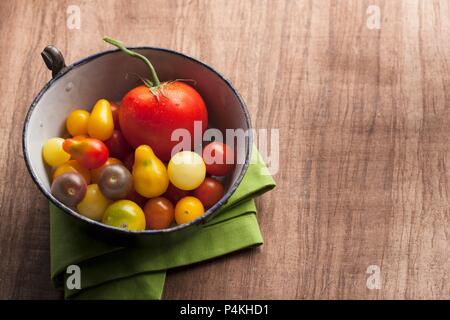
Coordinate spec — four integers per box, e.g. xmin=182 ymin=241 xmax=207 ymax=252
xmin=23 ymin=45 xmax=252 ymax=245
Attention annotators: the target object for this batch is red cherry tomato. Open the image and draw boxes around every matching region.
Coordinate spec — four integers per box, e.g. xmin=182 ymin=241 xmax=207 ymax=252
xmin=104 ymin=130 xmax=132 ymax=161
xmin=63 ymin=137 xmax=109 ymax=169
xmin=163 ymin=182 xmax=191 ymax=205
xmin=193 ymin=177 xmax=224 ymax=208
xmin=202 ymin=142 xmax=234 ymax=176
xmin=110 ymin=102 xmax=121 ymax=130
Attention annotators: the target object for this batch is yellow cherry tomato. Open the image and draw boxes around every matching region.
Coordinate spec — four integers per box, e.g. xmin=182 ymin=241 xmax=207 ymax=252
xmin=66 ymin=109 xmax=90 ymax=136
xmin=132 ymin=145 xmax=169 ymax=198
xmin=90 ymin=157 xmax=123 ymax=183
xmin=77 ymin=184 xmax=111 ymax=221
xmin=102 ymin=200 xmax=146 ymax=231
xmin=175 ymin=196 xmax=205 ymax=225
xmin=168 ymin=151 xmax=206 ymax=190
xmin=42 ymin=137 xmax=71 ymax=167
xmin=87 ymin=99 xmax=114 ymax=141
xmin=53 ymin=160 xmax=91 ymax=184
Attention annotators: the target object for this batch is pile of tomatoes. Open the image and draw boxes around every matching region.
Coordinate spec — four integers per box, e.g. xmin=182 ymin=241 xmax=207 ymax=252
xmin=42 ymin=98 xmax=233 ymax=231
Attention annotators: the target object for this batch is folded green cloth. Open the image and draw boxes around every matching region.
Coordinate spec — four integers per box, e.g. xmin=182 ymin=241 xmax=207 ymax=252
xmin=50 ymin=147 xmax=275 ymax=299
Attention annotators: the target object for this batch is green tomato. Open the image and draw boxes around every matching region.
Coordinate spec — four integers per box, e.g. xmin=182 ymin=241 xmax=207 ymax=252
xmin=102 ymin=200 xmax=146 ymax=231
xmin=167 ymin=151 xmax=206 ymax=190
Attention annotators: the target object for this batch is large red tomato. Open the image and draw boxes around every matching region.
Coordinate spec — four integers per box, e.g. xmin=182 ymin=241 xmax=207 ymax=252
xmin=119 ymin=82 xmax=208 ymax=161
xmin=103 ymin=37 xmax=208 ymax=161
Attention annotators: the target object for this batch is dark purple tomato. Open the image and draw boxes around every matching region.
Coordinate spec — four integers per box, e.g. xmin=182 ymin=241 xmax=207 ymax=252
xmin=98 ymin=164 xmax=132 ymax=200
xmin=51 ymin=172 xmax=87 ymax=207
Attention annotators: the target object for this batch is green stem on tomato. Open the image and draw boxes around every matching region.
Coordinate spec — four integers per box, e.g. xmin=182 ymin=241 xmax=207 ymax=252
xmin=103 ymin=36 xmax=161 ymax=87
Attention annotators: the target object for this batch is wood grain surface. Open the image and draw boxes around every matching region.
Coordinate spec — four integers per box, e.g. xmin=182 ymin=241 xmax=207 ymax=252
xmin=0 ymin=0 xmax=449 ymax=299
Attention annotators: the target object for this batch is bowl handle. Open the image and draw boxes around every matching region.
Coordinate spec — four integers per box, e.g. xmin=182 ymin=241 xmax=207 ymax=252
xmin=41 ymin=45 xmax=66 ymax=78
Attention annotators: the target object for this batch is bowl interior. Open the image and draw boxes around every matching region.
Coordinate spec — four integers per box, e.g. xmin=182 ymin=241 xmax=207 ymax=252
xmin=24 ymin=48 xmax=251 ymax=232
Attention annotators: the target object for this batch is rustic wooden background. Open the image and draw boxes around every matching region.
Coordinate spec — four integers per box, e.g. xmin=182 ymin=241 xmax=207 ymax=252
xmin=1 ymin=0 xmax=449 ymax=299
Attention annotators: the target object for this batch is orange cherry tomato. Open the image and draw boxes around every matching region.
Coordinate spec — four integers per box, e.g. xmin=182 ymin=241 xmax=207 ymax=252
xmin=66 ymin=109 xmax=90 ymax=137
xmin=53 ymin=160 xmax=91 ymax=184
xmin=144 ymin=197 xmax=174 ymax=230
xmin=174 ymin=196 xmax=204 ymax=225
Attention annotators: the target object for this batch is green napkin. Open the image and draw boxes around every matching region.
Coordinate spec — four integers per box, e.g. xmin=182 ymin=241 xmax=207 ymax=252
xmin=50 ymin=147 xmax=275 ymax=299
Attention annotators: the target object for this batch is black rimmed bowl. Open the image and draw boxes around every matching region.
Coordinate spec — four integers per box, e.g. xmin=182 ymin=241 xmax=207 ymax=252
xmin=23 ymin=45 xmax=252 ymax=246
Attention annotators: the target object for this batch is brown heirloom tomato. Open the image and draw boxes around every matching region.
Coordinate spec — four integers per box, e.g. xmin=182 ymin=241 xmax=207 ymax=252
xmin=144 ymin=197 xmax=175 ymax=230
xmin=98 ymin=164 xmax=133 ymax=200
xmin=51 ymin=172 xmax=87 ymax=207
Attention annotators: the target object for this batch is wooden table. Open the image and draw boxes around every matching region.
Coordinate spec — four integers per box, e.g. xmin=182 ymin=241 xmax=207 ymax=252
xmin=1 ymin=0 xmax=449 ymax=299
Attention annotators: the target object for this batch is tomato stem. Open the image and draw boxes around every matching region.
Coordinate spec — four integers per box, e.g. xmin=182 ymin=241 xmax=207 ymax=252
xmin=103 ymin=37 xmax=161 ymax=86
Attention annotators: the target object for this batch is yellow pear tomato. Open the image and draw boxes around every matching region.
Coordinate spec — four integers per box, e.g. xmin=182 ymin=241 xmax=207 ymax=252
xmin=87 ymin=99 xmax=114 ymax=141
xmin=132 ymin=145 xmax=169 ymax=198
